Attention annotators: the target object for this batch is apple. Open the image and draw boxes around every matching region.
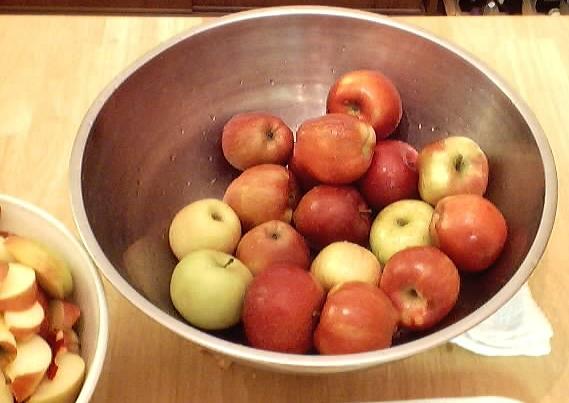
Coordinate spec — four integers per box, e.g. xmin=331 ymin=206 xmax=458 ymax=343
xmin=60 ymin=329 xmax=80 ymax=355
xmin=310 ymin=241 xmax=381 ymax=291
xmin=0 ymin=318 xmax=17 ymax=366
xmin=242 ymin=264 xmax=324 ymax=353
xmin=287 ymin=147 xmax=319 ymax=191
xmin=4 ymin=236 xmax=73 ymax=299
xmin=380 ymin=246 xmax=460 ymax=330
xmin=293 ymin=113 xmax=376 ymax=185
xmin=314 ymin=282 xmax=398 ymax=355
xmin=0 ymin=236 xmax=15 ymax=264
xmin=293 ymin=185 xmax=372 ymax=250
xmin=47 ymin=300 xmax=81 ymax=332
xmin=4 ymin=301 xmax=45 ymax=341
xmin=0 ymin=372 xmax=12 ymax=403
xmin=168 ymin=198 xmax=242 ymax=260
xmin=430 ymin=194 xmax=508 ymax=272
xmin=27 ymin=352 xmax=85 ymax=403
xmin=358 ymin=140 xmax=419 ymax=210
xmin=221 ymin=112 xmax=294 ymax=170
xmin=235 ymin=220 xmax=310 ymax=276
xmin=0 ymin=263 xmax=38 ymax=312
xmin=223 ymin=164 xmax=300 ymax=230
xmin=170 ymin=250 xmax=252 ymax=330
xmin=0 ymin=262 xmax=8 ymax=284
xmin=369 ymin=199 xmax=434 ymax=265
xmin=418 ymin=136 xmax=489 ymax=206
xmin=5 ymin=335 xmax=52 ymax=402
xmin=326 ymin=69 xmax=403 ymax=139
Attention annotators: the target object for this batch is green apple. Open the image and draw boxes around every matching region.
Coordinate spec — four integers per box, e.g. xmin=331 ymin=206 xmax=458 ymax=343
xmin=310 ymin=241 xmax=381 ymax=291
xmin=370 ymin=200 xmax=434 ymax=264
xmin=170 ymin=250 xmax=252 ymax=330
xmin=169 ymin=199 xmax=242 ymax=260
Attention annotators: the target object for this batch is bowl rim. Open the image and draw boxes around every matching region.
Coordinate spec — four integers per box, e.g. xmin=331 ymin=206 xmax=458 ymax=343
xmin=0 ymin=194 xmax=109 ymax=398
xmin=69 ymin=6 xmax=558 ymax=370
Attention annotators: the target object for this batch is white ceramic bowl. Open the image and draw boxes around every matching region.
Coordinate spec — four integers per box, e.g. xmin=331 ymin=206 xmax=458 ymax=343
xmin=0 ymin=194 xmax=108 ymax=402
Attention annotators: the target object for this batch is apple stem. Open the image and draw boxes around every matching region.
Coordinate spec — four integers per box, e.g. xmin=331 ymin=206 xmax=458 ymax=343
xmin=223 ymin=258 xmax=234 ymax=268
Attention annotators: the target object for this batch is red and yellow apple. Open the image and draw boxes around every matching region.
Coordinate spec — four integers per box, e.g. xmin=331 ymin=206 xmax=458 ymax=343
xmin=380 ymin=246 xmax=460 ymax=330
xmin=28 ymin=352 xmax=85 ymax=403
xmin=223 ymin=164 xmax=300 ymax=230
xmin=293 ymin=113 xmax=376 ymax=185
xmin=326 ymin=69 xmax=403 ymax=139
xmin=418 ymin=136 xmax=489 ymax=206
xmin=293 ymin=185 xmax=372 ymax=250
xmin=235 ymin=220 xmax=310 ymax=276
xmin=287 ymin=147 xmax=319 ymax=191
xmin=430 ymin=194 xmax=508 ymax=272
xmin=221 ymin=112 xmax=294 ymax=170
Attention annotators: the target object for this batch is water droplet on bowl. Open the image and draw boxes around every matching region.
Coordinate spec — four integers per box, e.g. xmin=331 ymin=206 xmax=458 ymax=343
xmin=209 ymin=114 xmax=216 ymax=122
xmin=186 ymin=180 xmax=192 ymax=187
xmin=269 ymin=79 xmax=275 ymax=86
xmin=330 ymin=67 xmax=336 ymax=74
xmin=170 ymin=154 xmax=177 ymax=162
xmin=341 ymin=46 xmax=346 ymax=52
xmin=418 ymin=123 xmax=423 ymax=130
xmin=208 ymin=156 xmax=214 ymax=162
xmin=239 ymin=79 xmax=244 ymax=86
xmin=210 ymin=178 xmax=217 ymax=185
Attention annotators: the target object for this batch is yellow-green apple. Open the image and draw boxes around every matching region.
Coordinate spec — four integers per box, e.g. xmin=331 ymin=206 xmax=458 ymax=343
xmin=430 ymin=194 xmax=508 ymax=272
xmin=4 ymin=301 xmax=45 ymax=341
xmin=0 ymin=318 xmax=17 ymax=366
xmin=221 ymin=112 xmax=294 ymax=170
xmin=170 ymin=250 xmax=252 ymax=330
xmin=242 ymin=264 xmax=324 ymax=353
xmin=314 ymin=282 xmax=398 ymax=355
xmin=310 ymin=241 xmax=381 ymax=291
xmin=168 ymin=198 xmax=242 ymax=260
xmin=0 ymin=263 xmax=38 ymax=312
xmin=0 ymin=236 xmax=15 ymax=264
xmin=369 ymin=200 xmax=434 ymax=264
xmin=47 ymin=300 xmax=81 ymax=332
xmin=293 ymin=185 xmax=372 ymax=250
xmin=223 ymin=164 xmax=300 ymax=230
xmin=358 ymin=140 xmax=419 ymax=210
xmin=28 ymin=352 xmax=85 ymax=403
xmin=326 ymin=69 xmax=403 ymax=139
xmin=294 ymin=113 xmax=376 ymax=185
xmin=4 ymin=236 xmax=72 ymax=299
xmin=235 ymin=220 xmax=310 ymax=276
xmin=418 ymin=136 xmax=489 ymax=206
xmin=0 ymin=372 xmax=12 ymax=403
xmin=380 ymin=246 xmax=460 ymax=330
xmin=5 ymin=334 xmax=52 ymax=402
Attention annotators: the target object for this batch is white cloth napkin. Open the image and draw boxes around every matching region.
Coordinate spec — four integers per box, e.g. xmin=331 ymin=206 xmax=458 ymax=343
xmin=450 ymin=284 xmax=553 ymax=356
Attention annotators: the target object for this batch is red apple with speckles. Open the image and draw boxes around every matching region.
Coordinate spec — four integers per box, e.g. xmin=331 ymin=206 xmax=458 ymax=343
xmin=293 ymin=113 xmax=376 ymax=185
xmin=326 ymin=69 xmax=403 ymax=139
xmin=223 ymin=164 xmax=300 ymax=230
xmin=380 ymin=246 xmax=460 ymax=330
xmin=314 ymin=282 xmax=398 ymax=355
xmin=293 ymin=185 xmax=372 ymax=250
xmin=358 ymin=140 xmax=419 ymax=210
xmin=221 ymin=112 xmax=294 ymax=170
xmin=236 ymin=220 xmax=310 ymax=276
xmin=430 ymin=194 xmax=508 ymax=272
xmin=242 ymin=264 xmax=324 ymax=354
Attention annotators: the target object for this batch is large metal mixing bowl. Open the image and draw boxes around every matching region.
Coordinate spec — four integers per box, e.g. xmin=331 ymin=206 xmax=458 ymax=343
xmin=69 ymin=6 xmax=557 ymax=373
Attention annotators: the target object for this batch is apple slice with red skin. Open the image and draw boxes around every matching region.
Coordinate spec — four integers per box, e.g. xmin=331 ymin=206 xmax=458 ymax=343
xmin=0 ymin=318 xmax=17 ymax=366
xmin=0 ymin=372 xmax=13 ymax=403
xmin=314 ymin=282 xmax=399 ymax=355
xmin=380 ymin=246 xmax=460 ymax=330
xmin=0 ymin=263 xmax=37 ymax=312
xmin=4 ymin=301 xmax=45 ymax=341
xmin=28 ymin=352 xmax=85 ymax=403
xmin=430 ymin=194 xmax=508 ymax=272
xmin=0 ymin=262 xmax=8 ymax=284
xmin=47 ymin=300 xmax=81 ymax=332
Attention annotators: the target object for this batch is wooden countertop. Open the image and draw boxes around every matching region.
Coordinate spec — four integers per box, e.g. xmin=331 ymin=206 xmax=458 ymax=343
xmin=0 ymin=14 xmax=568 ymax=403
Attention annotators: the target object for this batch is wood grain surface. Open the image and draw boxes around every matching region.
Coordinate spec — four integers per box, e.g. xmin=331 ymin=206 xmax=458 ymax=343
xmin=0 ymin=14 xmax=568 ymax=403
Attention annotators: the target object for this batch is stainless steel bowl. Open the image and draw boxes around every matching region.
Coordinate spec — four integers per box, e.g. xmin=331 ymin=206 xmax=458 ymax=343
xmin=69 ymin=6 xmax=557 ymax=373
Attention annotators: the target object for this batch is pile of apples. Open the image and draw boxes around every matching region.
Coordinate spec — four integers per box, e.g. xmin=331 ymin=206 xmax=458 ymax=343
xmin=0 ymin=211 xmax=85 ymax=402
xmin=168 ymin=69 xmax=508 ymax=355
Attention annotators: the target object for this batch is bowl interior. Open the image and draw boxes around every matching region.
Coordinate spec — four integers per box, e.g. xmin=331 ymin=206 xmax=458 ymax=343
xmin=76 ymin=10 xmax=546 ymax=361
xmin=0 ymin=195 xmax=107 ymax=401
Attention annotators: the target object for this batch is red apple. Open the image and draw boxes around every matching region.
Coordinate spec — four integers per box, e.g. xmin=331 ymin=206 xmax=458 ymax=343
xmin=235 ymin=220 xmax=311 ymax=276
xmin=380 ymin=246 xmax=460 ymax=330
xmin=293 ymin=185 xmax=372 ymax=250
xmin=288 ymin=147 xmax=319 ymax=191
xmin=358 ymin=140 xmax=419 ymax=210
xmin=326 ymin=69 xmax=403 ymax=139
xmin=223 ymin=164 xmax=300 ymax=230
xmin=314 ymin=282 xmax=398 ymax=355
xmin=418 ymin=136 xmax=489 ymax=206
xmin=294 ymin=113 xmax=376 ymax=185
xmin=221 ymin=112 xmax=294 ymax=170
xmin=242 ymin=264 xmax=324 ymax=354
xmin=430 ymin=194 xmax=508 ymax=272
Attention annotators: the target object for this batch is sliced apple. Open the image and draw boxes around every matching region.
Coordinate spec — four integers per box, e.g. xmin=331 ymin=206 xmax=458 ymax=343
xmin=0 ymin=318 xmax=17 ymax=366
xmin=4 ymin=302 xmax=45 ymax=341
xmin=35 ymin=290 xmax=50 ymax=340
xmin=5 ymin=335 xmax=52 ymax=402
xmin=0 ymin=237 xmax=15 ymax=265
xmin=0 ymin=263 xmax=37 ymax=312
xmin=0 ymin=263 xmax=8 ymax=286
xmin=0 ymin=372 xmax=13 ymax=403
xmin=28 ymin=352 xmax=85 ymax=403
xmin=47 ymin=300 xmax=80 ymax=332
xmin=61 ymin=329 xmax=80 ymax=355
xmin=4 ymin=236 xmax=72 ymax=299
